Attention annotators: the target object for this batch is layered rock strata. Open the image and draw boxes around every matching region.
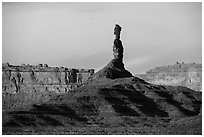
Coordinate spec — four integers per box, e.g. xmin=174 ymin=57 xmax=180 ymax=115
xmin=92 ymin=24 xmax=132 ymax=79
xmin=2 ymin=63 xmax=94 ymax=93
xmin=136 ymin=62 xmax=202 ymax=91
xmin=2 ymin=63 xmax=94 ymax=110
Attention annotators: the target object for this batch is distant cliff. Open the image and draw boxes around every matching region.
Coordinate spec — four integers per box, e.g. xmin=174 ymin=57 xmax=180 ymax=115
xmin=2 ymin=63 xmax=94 ymax=93
xmin=136 ymin=62 xmax=202 ymax=91
xmin=2 ymin=63 xmax=94 ymax=110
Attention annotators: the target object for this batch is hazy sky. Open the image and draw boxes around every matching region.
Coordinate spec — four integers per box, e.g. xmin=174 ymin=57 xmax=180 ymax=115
xmin=2 ymin=2 xmax=202 ymax=74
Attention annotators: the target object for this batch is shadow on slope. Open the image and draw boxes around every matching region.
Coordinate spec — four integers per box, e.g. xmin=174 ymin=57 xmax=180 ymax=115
xmin=154 ymin=90 xmax=201 ymax=116
xmin=99 ymin=84 xmax=169 ymax=117
xmin=3 ymin=104 xmax=87 ymax=127
xmin=3 ymin=77 xmax=202 ymax=132
xmin=99 ymin=89 xmax=140 ymax=116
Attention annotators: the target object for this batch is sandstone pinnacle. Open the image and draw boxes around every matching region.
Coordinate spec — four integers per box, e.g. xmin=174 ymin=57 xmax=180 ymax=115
xmin=92 ymin=24 xmax=133 ymax=79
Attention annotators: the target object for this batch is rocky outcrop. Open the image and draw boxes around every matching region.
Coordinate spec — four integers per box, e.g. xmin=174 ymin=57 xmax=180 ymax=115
xmin=136 ymin=62 xmax=202 ymax=91
xmin=2 ymin=63 xmax=94 ymax=110
xmin=92 ymin=24 xmax=132 ymax=79
xmin=2 ymin=63 xmax=94 ymax=93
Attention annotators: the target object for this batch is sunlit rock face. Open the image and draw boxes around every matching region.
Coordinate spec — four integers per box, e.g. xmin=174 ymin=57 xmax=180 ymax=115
xmin=2 ymin=63 xmax=95 ymax=93
xmin=2 ymin=63 xmax=94 ymax=111
xmin=136 ymin=63 xmax=202 ymax=91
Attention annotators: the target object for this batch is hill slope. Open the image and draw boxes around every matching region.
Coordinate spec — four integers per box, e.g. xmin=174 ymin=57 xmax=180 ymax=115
xmin=2 ymin=77 xmax=202 ymax=135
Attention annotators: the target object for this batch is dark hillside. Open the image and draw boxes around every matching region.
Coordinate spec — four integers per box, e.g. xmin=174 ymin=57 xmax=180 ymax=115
xmin=3 ymin=77 xmax=202 ymax=135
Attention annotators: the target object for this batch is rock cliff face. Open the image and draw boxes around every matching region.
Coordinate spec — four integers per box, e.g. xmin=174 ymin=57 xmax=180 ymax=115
xmin=2 ymin=63 xmax=94 ymax=111
xmin=136 ymin=63 xmax=202 ymax=91
xmin=2 ymin=63 xmax=94 ymax=93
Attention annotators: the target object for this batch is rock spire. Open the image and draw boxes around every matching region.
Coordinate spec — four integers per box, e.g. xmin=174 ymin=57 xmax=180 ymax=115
xmin=113 ymin=24 xmax=123 ymax=63
xmin=92 ymin=24 xmax=133 ymax=79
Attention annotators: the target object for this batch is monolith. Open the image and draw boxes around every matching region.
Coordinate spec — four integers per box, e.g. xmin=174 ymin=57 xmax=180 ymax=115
xmin=92 ymin=24 xmax=133 ymax=79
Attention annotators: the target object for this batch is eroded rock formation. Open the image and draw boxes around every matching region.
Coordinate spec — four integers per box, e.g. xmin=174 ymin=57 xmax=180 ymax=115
xmin=92 ymin=24 xmax=132 ymax=79
xmin=136 ymin=62 xmax=202 ymax=91
xmin=2 ymin=63 xmax=94 ymax=110
xmin=2 ymin=63 xmax=94 ymax=93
